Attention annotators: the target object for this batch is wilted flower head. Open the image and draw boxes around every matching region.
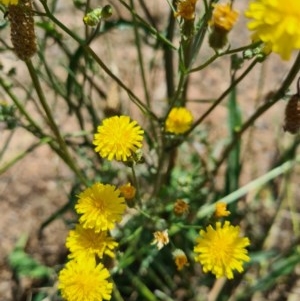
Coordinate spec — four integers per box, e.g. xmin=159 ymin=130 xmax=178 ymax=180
xmin=245 ymin=0 xmax=300 ymax=60
xmin=174 ymin=0 xmax=198 ymax=20
xmin=194 ymin=221 xmax=250 ymax=279
xmin=165 ymin=107 xmax=193 ymax=135
xmin=173 ymin=249 xmax=189 ymax=271
xmin=174 ymin=199 xmax=190 ymax=216
xmin=93 ymin=115 xmax=144 ymax=162
xmin=151 ymin=229 xmax=169 ymax=250
xmin=209 ymin=3 xmax=239 ymax=32
xmin=208 ymin=3 xmax=239 ymax=50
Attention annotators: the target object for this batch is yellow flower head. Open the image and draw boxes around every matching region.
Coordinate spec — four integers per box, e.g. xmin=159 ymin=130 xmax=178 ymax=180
xmin=209 ymin=3 xmax=239 ymax=32
xmin=174 ymin=0 xmax=198 ymax=20
xmin=245 ymin=0 xmax=300 ymax=60
xmin=75 ymin=183 xmax=126 ymax=232
xmin=119 ymin=183 xmax=136 ymax=200
xmin=0 ymin=0 xmax=18 ymax=5
xmin=93 ymin=115 xmax=144 ymax=161
xmin=173 ymin=249 xmax=189 ymax=271
xmin=66 ymin=224 xmax=118 ymax=260
xmin=165 ymin=107 xmax=193 ymax=135
xmin=173 ymin=199 xmax=190 ymax=216
xmin=194 ymin=221 xmax=250 ymax=279
xmin=58 ymin=259 xmax=113 ymax=301
xmin=214 ymin=202 xmax=230 ymax=218
xmin=151 ymin=229 xmax=169 ymax=250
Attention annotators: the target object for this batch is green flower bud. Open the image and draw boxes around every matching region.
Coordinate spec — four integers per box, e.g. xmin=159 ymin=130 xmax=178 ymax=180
xmin=83 ymin=5 xmax=112 ymax=27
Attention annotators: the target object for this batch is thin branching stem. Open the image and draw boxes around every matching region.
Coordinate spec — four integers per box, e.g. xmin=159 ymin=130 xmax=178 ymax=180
xmin=214 ymin=51 xmax=300 ymax=174
xmin=25 ymin=59 xmax=88 ymax=186
xmin=39 ymin=0 xmax=158 ymax=121
xmin=188 ymin=58 xmax=259 ymax=134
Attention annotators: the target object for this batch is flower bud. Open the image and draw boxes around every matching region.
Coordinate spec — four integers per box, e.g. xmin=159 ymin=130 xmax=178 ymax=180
xmin=83 ymin=5 xmax=112 ymax=27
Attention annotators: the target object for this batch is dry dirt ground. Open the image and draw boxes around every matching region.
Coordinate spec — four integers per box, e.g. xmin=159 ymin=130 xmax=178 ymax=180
xmin=1 ymin=1 xmax=300 ymax=301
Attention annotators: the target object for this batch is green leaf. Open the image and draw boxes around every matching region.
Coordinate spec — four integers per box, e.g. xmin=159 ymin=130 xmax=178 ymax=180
xmin=8 ymin=235 xmax=52 ymax=279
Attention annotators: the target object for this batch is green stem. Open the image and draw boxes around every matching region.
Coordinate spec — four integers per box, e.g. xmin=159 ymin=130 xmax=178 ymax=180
xmin=25 ymin=59 xmax=88 ymax=186
xmin=189 ymin=52 xmax=219 ymax=73
xmin=188 ymin=58 xmax=259 ymax=134
xmin=131 ymin=164 xmax=141 ymax=205
xmin=164 ymin=2 xmax=176 ymax=99
xmin=111 ymin=279 xmax=125 ymax=301
xmin=0 ymin=76 xmax=43 ymax=132
xmin=188 ymin=0 xmax=213 ymax=67
xmin=171 ymin=18 xmax=195 ymax=106
xmin=0 ymin=76 xmax=76 ymax=168
xmin=189 ymin=43 xmax=260 ymax=73
xmin=138 ymin=208 xmax=157 ymax=221
xmin=174 ymin=223 xmax=202 ymax=230
xmin=118 ymin=0 xmax=176 ymax=50
xmin=130 ymin=0 xmax=157 ymax=140
xmin=130 ymin=0 xmax=150 ymax=107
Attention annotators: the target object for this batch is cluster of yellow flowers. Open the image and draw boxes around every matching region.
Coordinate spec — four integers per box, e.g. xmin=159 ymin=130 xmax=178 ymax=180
xmin=55 ymin=0 xmax=300 ymax=293
xmin=58 ymin=115 xmax=142 ymax=301
xmin=58 ymin=183 xmax=127 ymax=301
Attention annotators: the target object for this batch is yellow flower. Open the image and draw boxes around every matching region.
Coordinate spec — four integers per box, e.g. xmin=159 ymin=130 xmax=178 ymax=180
xmin=75 ymin=183 xmax=126 ymax=232
xmin=58 ymin=259 xmax=113 ymax=301
xmin=174 ymin=0 xmax=198 ymax=20
xmin=214 ymin=202 xmax=230 ymax=218
xmin=151 ymin=230 xmax=169 ymax=250
xmin=173 ymin=199 xmax=190 ymax=216
xmin=209 ymin=3 xmax=239 ymax=32
xmin=93 ymin=115 xmax=144 ymax=161
xmin=119 ymin=183 xmax=136 ymax=200
xmin=66 ymin=224 xmax=118 ymax=260
xmin=245 ymin=0 xmax=300 ymax=60
xmin=194 ymin=221 xmax=250 ymax=279
xmin=0 ymin=0 xmax=18 ymax=5
xmin=165 ymin=107 xmax=193 ymax=135
xmin=173 ymin=249 xmax=189 ymax=271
